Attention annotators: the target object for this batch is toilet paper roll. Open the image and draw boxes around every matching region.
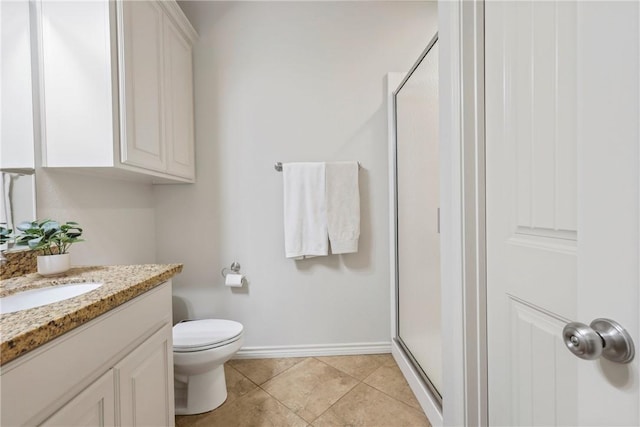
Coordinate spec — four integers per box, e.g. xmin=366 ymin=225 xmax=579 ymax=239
xmin=225 ymin=273 xmax=244 ymax=287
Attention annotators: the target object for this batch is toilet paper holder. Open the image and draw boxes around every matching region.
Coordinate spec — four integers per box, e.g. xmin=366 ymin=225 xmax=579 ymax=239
xmin=220 ymin=262 xmax=242 ymax=278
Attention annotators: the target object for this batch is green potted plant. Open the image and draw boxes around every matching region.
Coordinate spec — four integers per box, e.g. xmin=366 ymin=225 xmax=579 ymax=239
xmin=0 ymin=224 xmax=11 ymax=246
xmin=16 ymin=219 xmax=84 ymax=276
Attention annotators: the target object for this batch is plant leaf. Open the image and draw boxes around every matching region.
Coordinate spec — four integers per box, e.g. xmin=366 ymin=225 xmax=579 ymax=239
xmin=16 ymin=221 xmax=34 ymax=232
xmin=42 ymin=221 xmax=60 ymax=232
xmin=27 ymin=237 xmax=43 ymax=249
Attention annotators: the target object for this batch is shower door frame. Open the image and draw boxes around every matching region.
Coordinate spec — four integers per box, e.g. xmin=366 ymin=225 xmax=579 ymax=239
xmin=392 ymin=32 xmax=441 ymax=407
xmin=388 ymin=2 xmax=487 ymax=425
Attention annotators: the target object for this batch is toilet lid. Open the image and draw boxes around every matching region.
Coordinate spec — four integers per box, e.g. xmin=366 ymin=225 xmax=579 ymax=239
xmin=173 ymin=319 xmax=243 ymax=351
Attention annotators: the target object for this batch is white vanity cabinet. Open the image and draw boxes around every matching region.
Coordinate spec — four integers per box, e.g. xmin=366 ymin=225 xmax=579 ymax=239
xmin=116 ymin=324 xmax=174 ymax=427
xmin=38 ymin=0 xmax=197 ymax=183
xmin=41 ymin=370 xmax=116 ymax=427
xmin=0 ymin=281 xmax=175 ymax=426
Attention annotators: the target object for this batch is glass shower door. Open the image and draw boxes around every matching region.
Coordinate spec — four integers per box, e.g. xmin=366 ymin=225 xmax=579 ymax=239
xmin=394 ymin=35 xmax=441 ymax=402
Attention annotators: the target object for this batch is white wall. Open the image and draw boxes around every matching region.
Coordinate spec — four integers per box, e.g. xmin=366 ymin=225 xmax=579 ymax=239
xmin=155 ymin=1 xmax=437 ymax=351
xmin=37 ymin=170 xmax=157 ymax=266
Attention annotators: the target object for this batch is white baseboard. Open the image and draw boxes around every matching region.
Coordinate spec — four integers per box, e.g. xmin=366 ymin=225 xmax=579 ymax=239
xmin=392 ymin=339 xmax=443 ymax=427
xmin=234 ymin=342 xmax=392 ymax=359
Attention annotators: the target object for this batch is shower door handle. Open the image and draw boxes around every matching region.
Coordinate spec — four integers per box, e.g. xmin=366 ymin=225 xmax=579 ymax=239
xmin=562 ymin=318 xmax=635 ymax=363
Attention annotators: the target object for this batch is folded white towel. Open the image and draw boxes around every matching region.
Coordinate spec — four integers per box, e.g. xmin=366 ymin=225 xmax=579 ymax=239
xmin=325 ymin=161 xmax=360 ymax=254
xmin=282 ymin=162 xmax=329 ymax=259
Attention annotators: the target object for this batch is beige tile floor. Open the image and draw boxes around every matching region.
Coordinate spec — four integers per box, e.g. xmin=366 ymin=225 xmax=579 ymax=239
xmin=175 ymin=354 xmax=431 ymax=427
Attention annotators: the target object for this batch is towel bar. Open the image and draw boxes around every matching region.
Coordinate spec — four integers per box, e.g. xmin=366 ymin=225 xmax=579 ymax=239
xmin=274 ymin=162 xmax=361 ymax=171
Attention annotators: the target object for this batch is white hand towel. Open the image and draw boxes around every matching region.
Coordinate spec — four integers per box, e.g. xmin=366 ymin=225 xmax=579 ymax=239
xmin=282 ymin=162 xmax=329 ymax=259
xmin=325 ymin=161 xmax=360 ymax=254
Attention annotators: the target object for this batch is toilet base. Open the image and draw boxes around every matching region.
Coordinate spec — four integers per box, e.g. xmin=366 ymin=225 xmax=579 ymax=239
xmin=174 ymin=364 xmax=228 ymax=415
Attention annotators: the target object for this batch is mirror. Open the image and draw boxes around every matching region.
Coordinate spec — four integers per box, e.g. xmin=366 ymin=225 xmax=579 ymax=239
xmin=393 ymin=35 xmax=442 ymax=401
xmin=1 ymin=0 xmax=38 ymax=246
xmin=1 ymin=172 xmax=36 ymax=240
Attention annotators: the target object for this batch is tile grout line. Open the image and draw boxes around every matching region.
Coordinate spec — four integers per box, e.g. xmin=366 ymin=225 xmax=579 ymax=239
xmin=311 ymin=355 xmax=386 ymax=384
xmin=307 ymin=373 xmax=364 ymax=426
xmin=313 ymin=356 xmax=424 ymax=413
xmin=182 ymin=357 xmax=429 ymax=426
xmin=258 ymin=356 xmax=308 ymax=387
xmin=366 ymin=382 xmax=427 ymax=416
xmin=230 ymin=356 xmax=308 ymax=388
xmin=205 ymin=363 xmax=311 ymax=426
xmin=362 ymin=365 xmax=406 ymax=401
xmin=259 ymin=357 xmax=361 ymax=425
xmin=253 ymin=357 xmax=317 ymax=424
xmin=360 ymin=362 xmax=427 ymax=414
xmin=311 ymin=356 xmax=370 ymax=383
xmin=308 ymin=356 xmax=427 ymax=422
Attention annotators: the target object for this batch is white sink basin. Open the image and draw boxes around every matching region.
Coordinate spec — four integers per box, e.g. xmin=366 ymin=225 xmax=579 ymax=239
xmin=0 ymin=283 xmax=103 ymax=315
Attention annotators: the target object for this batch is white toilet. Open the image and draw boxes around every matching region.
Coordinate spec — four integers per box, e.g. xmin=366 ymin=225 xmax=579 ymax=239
xmin=172 ymin=319 xmax=244 ymax=415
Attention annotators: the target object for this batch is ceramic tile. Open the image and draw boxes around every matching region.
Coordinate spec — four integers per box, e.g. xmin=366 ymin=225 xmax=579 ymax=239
xmin=172 ymin=365 xmax=257 ymax=427
xmin=225 ymin=364 xmax=258 ymax=403
xmin=312 ymin=383 xmax=430 ymax=427
xmin=175 ymin=411 xmax=210 ymax=427
xmin=262 ymin=358 xmax=359 ymax=423
xmin=377 ymin=353 xmax=398 ymax=367
xmin=364 ymin=362 xmax=423 ymax=410
xmin=177 ymin=388 xmax=308 ymax=427
xmin=177 ymin=356 xmax=429 ymax=427
xmin=229 ymin=357 xmax=306 ymax=385
xmin=315 ymin=354 xmax=391 ymax=380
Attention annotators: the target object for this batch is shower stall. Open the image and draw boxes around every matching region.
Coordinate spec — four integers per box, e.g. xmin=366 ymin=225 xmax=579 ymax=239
xmin=389 ymin=34 xmax=442 ymax=413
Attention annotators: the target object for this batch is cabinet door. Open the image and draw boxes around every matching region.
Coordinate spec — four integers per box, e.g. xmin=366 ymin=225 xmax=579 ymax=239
xmin=163 ymin=16 xmax=196 ymax=180
xmin=116 ymin=324 xmax=175 ymax=427
xmin=41 ymin=370 xmax=115 ymax=427
xmin=39 ymin=0 xmax=115 ymax=168
xmin=119 ymin=0 xmax=166 ymax=172
xmin=1 ymin=0 xmax=35 ymax=170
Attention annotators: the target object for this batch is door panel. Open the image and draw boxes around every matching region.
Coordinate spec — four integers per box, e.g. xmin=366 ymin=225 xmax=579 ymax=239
xmin=486 ymin=1 xmax=639 ymax=425
xmin=164 ymin=16 xmax=195 ymax=179
xmin=116 ymin=325 xmax=174 ymax=427
xmin=119 ymin=0 xmax=166 ymax=171
xmin=508 ymin=298 xmax=577 ymax=426
xmin=41 ymin=370 xmax=115 ymax=427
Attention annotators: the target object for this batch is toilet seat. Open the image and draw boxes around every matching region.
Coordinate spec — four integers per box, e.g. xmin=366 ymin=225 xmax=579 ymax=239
xmin=173 ymin=319 xmax=243 ymax=353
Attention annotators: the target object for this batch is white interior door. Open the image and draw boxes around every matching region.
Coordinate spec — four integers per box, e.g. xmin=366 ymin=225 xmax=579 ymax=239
xmin=486 ymin=1 xmax=639 ymax=425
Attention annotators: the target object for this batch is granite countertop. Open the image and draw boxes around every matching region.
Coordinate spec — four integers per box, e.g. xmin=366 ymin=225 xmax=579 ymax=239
xmin=0 ymin=264 xmax=183 ymax=366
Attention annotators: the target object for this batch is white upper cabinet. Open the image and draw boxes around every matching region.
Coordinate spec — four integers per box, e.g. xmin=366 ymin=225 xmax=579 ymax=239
xmin=39 ymin=0 xmax=116 ymax=169
xmin=1 ymin=0 xmax=35 ymax=171
xmin=163 ymin=12 xmax=196 ymax=179
xmin=118 ymin=0 xmax=166 ymax=173
xmin=38 ymin=0 xmax=197 ymax=183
